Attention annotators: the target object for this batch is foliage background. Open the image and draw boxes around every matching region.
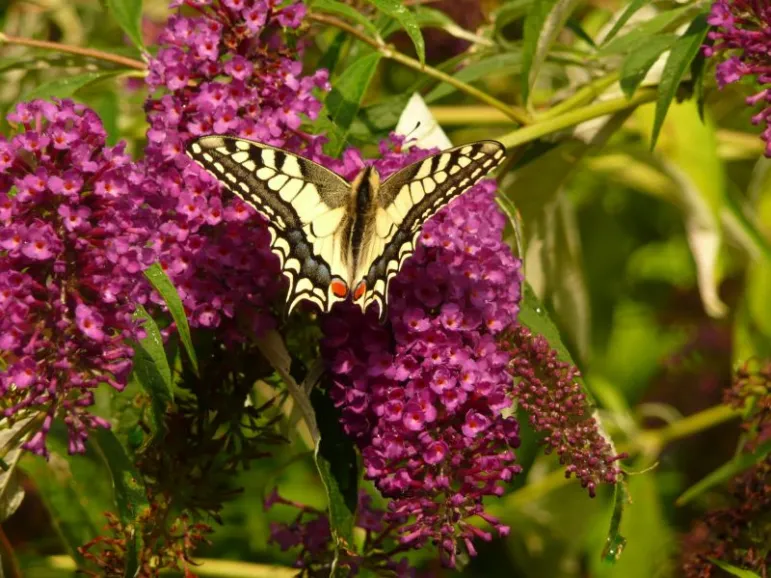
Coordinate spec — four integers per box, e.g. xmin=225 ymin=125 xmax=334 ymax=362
xmin=0 ymin=0 xmax=769 ymax=576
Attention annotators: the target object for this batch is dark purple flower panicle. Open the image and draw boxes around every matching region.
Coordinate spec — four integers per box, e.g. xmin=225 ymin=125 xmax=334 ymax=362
xmin=499 ymin=325 xmax=625 ymax=497
xmin=0 ymin=100 xmax=144 ymax=456
xmin=321 ymin=141 xmax=524 ymax=567
xmin=705 ymin=0 xmax=771 ymax=156
xmin=266 ymin=489 xmax=416 ymax=576
xmin=137 ymin=0 xmax=329 ymax=338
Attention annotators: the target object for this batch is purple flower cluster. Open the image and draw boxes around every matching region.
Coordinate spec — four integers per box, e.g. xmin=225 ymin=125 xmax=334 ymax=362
xmin=0 ymin=100 xmax=143 ymax=455
xmin=321 ymin=141 xmax=524 ymax=567
xmin=499 ymin=325 xmax=625 ymax=497
xmin=266 ymin=489 xmax=415 ymax=576
xmin=705 ymin=0 xmax=771 ymax=156
xmin=136 ymin=0 xmax=329 ymax=338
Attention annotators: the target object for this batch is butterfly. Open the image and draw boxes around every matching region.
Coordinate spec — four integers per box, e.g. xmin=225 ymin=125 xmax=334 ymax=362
xmin=185 ymin=135 xmax=505 ymax=320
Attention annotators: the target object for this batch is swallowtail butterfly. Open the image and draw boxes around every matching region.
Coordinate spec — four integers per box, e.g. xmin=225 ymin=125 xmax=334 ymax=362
xmin=186 ymin=135 xmax=505 ymax=319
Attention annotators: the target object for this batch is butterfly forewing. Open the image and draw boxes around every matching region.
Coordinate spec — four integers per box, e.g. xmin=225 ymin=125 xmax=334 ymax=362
xmin=186 ymin=135 xmax=353 ymax=315
xmin=353 ymin=141 xmax=506 ymax=317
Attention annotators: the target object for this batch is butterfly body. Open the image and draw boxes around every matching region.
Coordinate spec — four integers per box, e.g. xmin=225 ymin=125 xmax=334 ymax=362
xmin=186 ymin=135 xmax=505 ymax=319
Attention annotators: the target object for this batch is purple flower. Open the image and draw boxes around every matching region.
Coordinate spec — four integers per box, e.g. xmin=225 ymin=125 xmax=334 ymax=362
xmin=705 ymin=0 xmax=771 ymax=156
xmin=0 ymin=99 xmax=145 ymax=456
xmin=320 ymin=139 xmax=524 ymax=567
xmin=137 ymin=0 xmax=330 ymax=340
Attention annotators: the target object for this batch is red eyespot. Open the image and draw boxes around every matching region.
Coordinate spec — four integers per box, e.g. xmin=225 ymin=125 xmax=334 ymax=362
xmin=353 ymin=281 xmax=367 ymax=300
xmin=331 ymin=279 xmax=348 ymax=298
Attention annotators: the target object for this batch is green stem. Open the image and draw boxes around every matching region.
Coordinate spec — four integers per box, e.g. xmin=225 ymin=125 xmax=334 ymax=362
xmin=540 ymin=71 xmax=620 ymax=120
xmin=636 ymin=404 xmax=742 ymax=450
xmin=306 ymin=12 xmax=532 ymax=125
xmin=0 ymin=33 xmax=146 ymax=71
xmin=497 ymin=88 xmax=658 ymax=150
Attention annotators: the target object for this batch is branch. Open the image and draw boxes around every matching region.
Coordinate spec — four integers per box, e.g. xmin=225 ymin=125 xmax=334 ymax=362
xmin=0 ymin=33 xmax=146 ymax=71
xmin=497 ymin=88 xmax=659 ymax=150
xmin=306 ymin=12 xmax=531 ymax=126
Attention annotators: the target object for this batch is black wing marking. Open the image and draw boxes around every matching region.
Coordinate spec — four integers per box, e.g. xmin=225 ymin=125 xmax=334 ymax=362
xmin=186 ymin=135 xmax=353 ymax=315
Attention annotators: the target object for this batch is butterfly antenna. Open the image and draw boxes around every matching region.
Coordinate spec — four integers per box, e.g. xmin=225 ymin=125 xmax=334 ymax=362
xmin=402 ymin=121 xmax=422 ymax=147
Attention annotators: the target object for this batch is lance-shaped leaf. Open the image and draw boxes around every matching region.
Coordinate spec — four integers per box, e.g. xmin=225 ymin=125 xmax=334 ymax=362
xmin=311 ymin=0 xmax=381 ymax=39
xmin=364 ymin=0 xmax=424 ymax=64
xmin=521 ymin=0 xmax=578 ymax=106
xmin=619 ymin=34 xmax=678 ymax=98
xmin=312 ymin=387 xmax=359 ymax=577
xmin=426 ymin=52 xmax=522 ymax=103
xmin=144 ymin=263 xmax=199 ymax=376
xmin=0 ymin=417 xmax=36 ymax=523
xmin=106 ymin=0 xmax=145 ymax=50
xmin=18 ymin=70 xmax=122 ymax=103
xmin=323 ymin=52 xmax=382 ymax=157
xmin=651 ymin=13 xmax=710 ymax=148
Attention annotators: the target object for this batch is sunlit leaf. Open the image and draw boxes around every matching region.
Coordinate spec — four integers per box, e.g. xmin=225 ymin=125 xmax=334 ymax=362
xmin=311 ymin=0 xmax=381 ymax=39
xmin=601 ymin=479 xmax=628 ymax=564
xmin=364 ymin=0 xmax=424 ymax=64
xmin=619 ymin=34 xmax=677 ymax=98
xmin=425 ymin=52 xmax=521 ymax=103
xmin=0 ymin=417 xmax=35 ymax=522
xmin=599 ymin=0 xmax=650 ymax=45
xmin=144 ymin=263 xmax=199 ymax=376
xmin=105 ymin=0 xmax=145 ymax=50
xmin=651 ymin=14 xmax=709 ymax=148
xmin=130 ymin=304 xmax=173 ymax=439
xmin=598 ymin=5 xmax=694 ymax=56
xmin=411 ymin=6 xmax=493 ymax=46
xmin=521 ymin=0 xmax=578 ymax=105
xmin=323 ymin=52 xmax=382 ymax=157
xmin=18 ymin=70 xmax=121 ymax=103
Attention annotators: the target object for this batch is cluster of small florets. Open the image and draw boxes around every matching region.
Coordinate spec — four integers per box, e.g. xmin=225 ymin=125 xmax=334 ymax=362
xmin=79 ymin=509 xmax=212 ymax=577
xmin=499 ymin=324 xmax=625 ymax=497
xmin=0 ymin=99 xmax=145 ymax=456
xmin=705 ymin=0 xmax=771 ymax=156
xmin=724 ymin=359 xmax=770 ymax=452
xmin=266 ymin=489 xmax=416 ymax=576
xmin=136 ymin=0 xmax=329 ymax=338
xmin=682 ymin=454 xmax=771 ymax=578
xmin=321 ymin=141 xmax=524 ymax=567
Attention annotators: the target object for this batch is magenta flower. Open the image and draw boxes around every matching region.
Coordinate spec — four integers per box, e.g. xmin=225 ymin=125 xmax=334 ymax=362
xmin=320 ymin=140 xmax=524 ymax=567
xmin=0 ymin=99 xmax=145 ymax=456
xmin=705 ymin=0 xmax=771 ymax=156
xmin=135 ymin=0 xmax=329 ymax=339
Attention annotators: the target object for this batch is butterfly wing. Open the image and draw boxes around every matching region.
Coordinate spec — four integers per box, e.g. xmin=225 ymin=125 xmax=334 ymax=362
xmin=353 ymin=140 xmax=505 ymax=318
xmin=186 ymin=135 xmax=353 ymax=316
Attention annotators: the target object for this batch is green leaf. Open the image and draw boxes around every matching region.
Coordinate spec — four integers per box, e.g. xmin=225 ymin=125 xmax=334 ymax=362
xmin=21 ymin=452 xmax=101 ymax=566
xmin=364 ymin=0 xmax=424 ymax=64
xmin=619 ymin=34 xmax=677 ymax=98
xmin=637 ymin=100 xmax=728 ymax=317
xmin=708 ymin=559 xmax=763 ymax=578
xmin=566 ymin=17 xmax=597 ymax=48
xmin=598 ymin=5 xmax=694 ymax=56
xmin=601 ymin=479 xmax=628 ymax=563
xmin=130 ymin=304 xmax=173 ymax=439
xmin=143 ymin=263 xmax=199 ymax=376
xmin=521 ymin=0 xmax=578 ymax=105
xmin=92 ymin=428 xmax=149 ymax=577
xmin=600 ymin=0 xmax=649 ymax=45
xmin=318 ymin=31 xmax=349 ymax=76
xmin=677 ymin=438 xmax=771 ymax=506
xmin=311 ymin=387 xmax=359 ymax=576
xmin=517 ymin=281 xmax=591 ymax=397
xmin=351 ymin=93 xmax=411 ymax=140
xmin=311 ymin=0 xmax=381 ymax=39
xmin=105 ymin=0 xmax=145 ymax=50
xmin=323 ymin=52 xmax=382 ymax=157
xmin=0 ymin=417 xmax=36 ymax=522
xmin=651 ymin=14 xmax=709 ymax=148
xmin=493 ymin=0 xmax=534 ymax=44
xmin=425 ymin=52 xmax=522 ymax=103
xmin=18 ymin=70 xmax=120 ymax=103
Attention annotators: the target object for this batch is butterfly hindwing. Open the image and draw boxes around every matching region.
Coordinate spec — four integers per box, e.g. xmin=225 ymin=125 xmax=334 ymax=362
xmin=353 ymin=141 xmax=506 ymax=317
xmin=186 ymin=135 xmax=353 ymax=315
